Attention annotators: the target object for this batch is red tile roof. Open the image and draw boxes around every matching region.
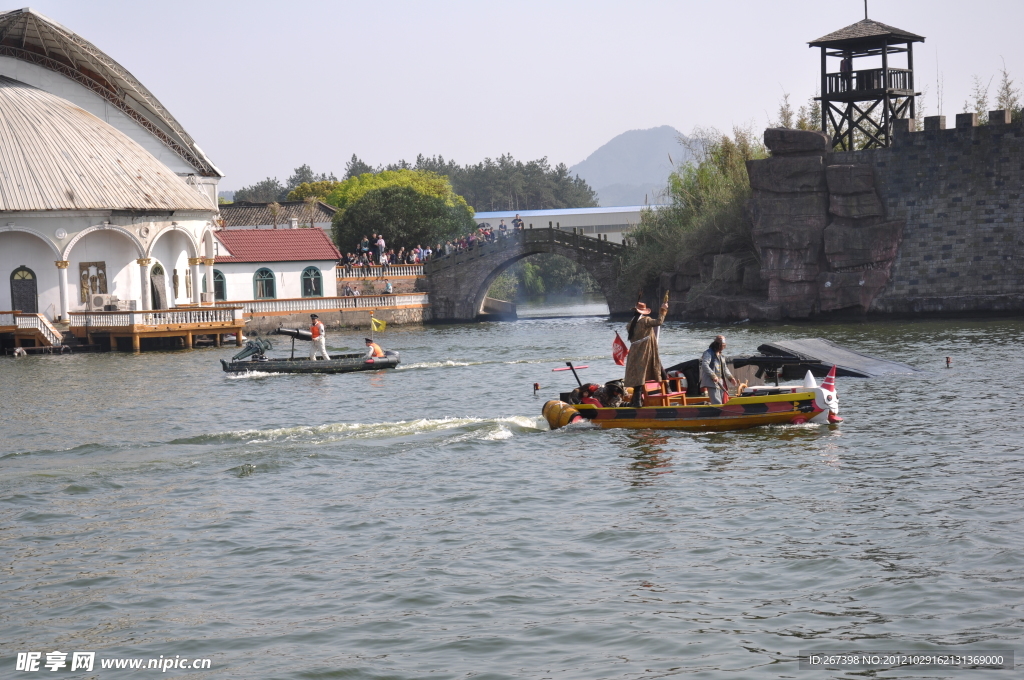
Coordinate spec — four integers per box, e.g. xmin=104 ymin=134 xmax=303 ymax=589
xmin=215 ymin=228 xmax=341 ymax=263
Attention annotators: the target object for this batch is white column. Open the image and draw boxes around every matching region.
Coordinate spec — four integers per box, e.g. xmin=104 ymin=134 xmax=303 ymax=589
xmin=137 ymin=258 xmax=152 ymax=310
xmin=189 ymin=257 xmax=202 ymax=304
xmin=55 ymin=260 xmax=70 ymax=320
xmin=204 ymin=257 xmax=215 ymax=303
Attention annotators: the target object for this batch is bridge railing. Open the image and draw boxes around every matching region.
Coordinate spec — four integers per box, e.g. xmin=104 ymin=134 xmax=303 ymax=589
xmin=426 ymin=227 xmax=626 ymax=273
xmin=337 ymin=263 xmax=424 ymax=279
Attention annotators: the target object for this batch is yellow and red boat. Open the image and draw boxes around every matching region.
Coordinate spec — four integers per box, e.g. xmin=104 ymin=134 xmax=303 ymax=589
xmin=543 ymin=367 xmax=842 ymax=432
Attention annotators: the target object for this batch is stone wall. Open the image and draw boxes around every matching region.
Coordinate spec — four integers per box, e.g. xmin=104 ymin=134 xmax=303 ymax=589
xmin=336 ymin=276 xmax=422 ymax=296
xmin=245 ymin=305 xmax=430 ymax=335
xmin=831 ymin=113 xmax=1024 ymax=314
xmin=676 ymin=115 xmax=1023 ymax=321
xmin=744 ymin=127 xmax=907 ymax=318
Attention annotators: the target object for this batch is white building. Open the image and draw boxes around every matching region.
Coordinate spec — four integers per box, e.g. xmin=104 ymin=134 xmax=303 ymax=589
xmin=211 ymin=229 xmax=341 ymax=302
xmin=473 ymin=205 xmax=665 ymax=244
xmin=0 ymin=8 xmax=222 ymax=321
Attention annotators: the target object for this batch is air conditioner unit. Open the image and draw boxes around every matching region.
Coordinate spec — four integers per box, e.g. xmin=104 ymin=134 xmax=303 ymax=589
xmin=201 ymin=292 xmax=215 ymax=303
xmin=90 ymin=294 xmax=117 ymax=310
xmin=110 ymin=299 xmax=137 ymax=311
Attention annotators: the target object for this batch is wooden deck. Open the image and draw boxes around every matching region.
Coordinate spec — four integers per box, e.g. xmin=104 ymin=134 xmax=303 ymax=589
xmin=67 ymin=307 xmax=246 ymax=351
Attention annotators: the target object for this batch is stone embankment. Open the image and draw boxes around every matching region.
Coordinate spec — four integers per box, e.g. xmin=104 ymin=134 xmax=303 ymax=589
xmin=245 ymin=306 xmax=430 ymax=335
xmin=662 ymin=115 xmax=1023 ymax=320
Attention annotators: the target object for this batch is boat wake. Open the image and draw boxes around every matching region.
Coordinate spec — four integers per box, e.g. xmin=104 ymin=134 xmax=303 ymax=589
xmin=223 ymin=370 xmax=289 ymax=380
xmin=396 ymin=356 xmax=609 ymax=371
xmin=397 ymin=360 xmax=476 ymax=370
xmin=172 ymin=415 xmax=549 ymax=447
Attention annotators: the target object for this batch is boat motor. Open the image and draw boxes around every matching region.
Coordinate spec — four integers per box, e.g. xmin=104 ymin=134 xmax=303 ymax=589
xmin=232 ymin=338 xmax=273 ymax=362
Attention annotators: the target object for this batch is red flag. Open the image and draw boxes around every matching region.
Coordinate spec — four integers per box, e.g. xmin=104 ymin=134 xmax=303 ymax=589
xmin=612 ymin=331 xmax=628 ymax=366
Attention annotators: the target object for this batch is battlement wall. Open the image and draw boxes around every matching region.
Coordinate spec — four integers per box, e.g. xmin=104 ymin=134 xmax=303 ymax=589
xmin=831 ymin=113 xmax=1024 ymax=314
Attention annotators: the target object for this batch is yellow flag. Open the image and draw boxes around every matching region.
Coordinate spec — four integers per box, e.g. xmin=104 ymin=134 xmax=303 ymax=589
xmin=371 ymin=317 xmax=386 ymax=332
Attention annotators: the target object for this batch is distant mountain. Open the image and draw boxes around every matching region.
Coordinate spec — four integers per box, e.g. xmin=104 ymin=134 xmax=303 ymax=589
xmin=569 ymin=125 xmax=689 ymax=207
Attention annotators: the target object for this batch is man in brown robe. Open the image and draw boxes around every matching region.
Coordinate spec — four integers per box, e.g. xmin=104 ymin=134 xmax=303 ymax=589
xmin=623 ymin=301 xmax=668 ymax=407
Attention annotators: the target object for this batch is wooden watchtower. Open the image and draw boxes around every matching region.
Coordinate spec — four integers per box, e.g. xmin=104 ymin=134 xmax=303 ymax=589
xmin=810 ymin=18 xmax=925 ymax=150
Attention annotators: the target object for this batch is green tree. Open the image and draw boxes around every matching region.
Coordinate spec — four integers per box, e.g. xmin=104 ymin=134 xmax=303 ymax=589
xmin=404 ymin=153 xmax=597 ymax=211
xmin=333 ymin=184 xmax=475 ymax=252
xmin=345 ymin=154 xmax=377 ymax=179
xmin=995 ymin=59 xmax=1022 ymax=122
xmin=287 ymin=180 xmax=343 ymax=202
xmin=234 ymin=177 xmax=285 ymax=202
xmin=285 ymin=164 xmax=336 ymax=194
xmin=964 ymin=74 xmax=993 ymax=120
xmin=620 ymin=126 xmax=767 ymax=295
xmin=268 ymin=202 xmax=282 ymax=230
xmin=487 ymin=254 xmax=601 ymax=301
xmin=796 ymin=92 xmax=822 ymax=131
xmin=234 ymin=165 xmax=336 ymax=202
xmin=775 ymin=92 xmax=795 ymax=128
xmin=321 ymin=168 xmax=471 ymax=213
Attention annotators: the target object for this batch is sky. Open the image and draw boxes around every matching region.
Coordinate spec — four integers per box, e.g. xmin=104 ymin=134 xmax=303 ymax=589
xmin=14 ymin=0 xmax=1024 ymax=190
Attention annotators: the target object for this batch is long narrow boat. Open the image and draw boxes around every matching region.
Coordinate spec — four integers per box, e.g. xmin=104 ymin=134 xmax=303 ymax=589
xmin=543 ymin=369 xmax=841 ymax=432
xmin=220 ymin=337 xmax=400 ymax=374
xmin=221 ymin=351 xmax=400 ymax=374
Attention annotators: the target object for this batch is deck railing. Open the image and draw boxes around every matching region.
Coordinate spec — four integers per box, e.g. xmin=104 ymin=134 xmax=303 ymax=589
xmin=212 ymin=293 xmax=429 ymax=316
xmin=0 ymin=311 xmax=16 ymax=327
xmin=336 ymin=264 xmax=424 ymax=279
xmin=826 ymin=68 xmax=911 ymax=96
xmin=69 ymin=308 xmax=241 ymax=329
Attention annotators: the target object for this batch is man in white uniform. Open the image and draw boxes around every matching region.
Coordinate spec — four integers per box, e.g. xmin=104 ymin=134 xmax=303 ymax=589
xmin=309 ymin=314 xmax=330 ymax=360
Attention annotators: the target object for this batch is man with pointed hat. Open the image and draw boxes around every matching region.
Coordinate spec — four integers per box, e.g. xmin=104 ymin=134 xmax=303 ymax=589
xmin=623 ymin=300 xmax=668 ymax=407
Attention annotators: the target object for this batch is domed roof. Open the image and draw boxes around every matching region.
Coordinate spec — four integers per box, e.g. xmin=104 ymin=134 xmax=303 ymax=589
xmin=0 ymin=8 xmax=221 ymax=177
xmin=0 ymin=76 xmax=216 ymax=212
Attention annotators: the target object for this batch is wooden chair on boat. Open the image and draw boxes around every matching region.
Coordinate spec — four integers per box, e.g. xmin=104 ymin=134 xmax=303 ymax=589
xmin=642 ymin=379 xmax=687 ymax=406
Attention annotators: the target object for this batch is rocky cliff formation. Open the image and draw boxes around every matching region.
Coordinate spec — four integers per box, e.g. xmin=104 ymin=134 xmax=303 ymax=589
xmin=659 ymin=128 xmax=904 ymax=321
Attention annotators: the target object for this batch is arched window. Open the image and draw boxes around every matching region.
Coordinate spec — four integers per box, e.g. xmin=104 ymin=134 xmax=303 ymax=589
xmin=11 ymin=266 xmax=38 ymax=313
xmin=301 ymin=266 xmax=323 ymax=297
xmin=253 ymin=268 xmax=276 ymax=299
xmin=203 ymin=270 xmax=227 ymax=301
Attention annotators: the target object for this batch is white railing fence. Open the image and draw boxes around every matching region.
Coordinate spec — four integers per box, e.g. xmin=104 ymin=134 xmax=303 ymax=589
xmin=212 ymin=293 xmax=429 ymax=315
xmin=0 ymin=311 xmax=16 ymax=327
xmin=336 ymin=264 xmax=424 ymax=279
xmin=139 ymin=308 xmax=237 ymax=325
xmin=69 ymin=312 xmax=132 ymax=328
xmin=68 ymin=308 xmax=239 ymax=328
xmin=15 ymin=313 xmax=64 ymax=346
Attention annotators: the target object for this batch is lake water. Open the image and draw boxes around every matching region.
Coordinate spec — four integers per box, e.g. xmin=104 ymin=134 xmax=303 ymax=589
xmin=1 ymin=303 xmax=1022 ymax=679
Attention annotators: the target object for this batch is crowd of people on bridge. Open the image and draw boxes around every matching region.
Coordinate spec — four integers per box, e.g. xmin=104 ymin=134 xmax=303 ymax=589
xmin=339 ymin=233 xmax=438 ymax=269
xmin=338 ymin=217 xmax=529 ymax=270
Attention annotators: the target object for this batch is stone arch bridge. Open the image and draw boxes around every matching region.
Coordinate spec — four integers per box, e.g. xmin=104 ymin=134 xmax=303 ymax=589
xmin=425 ymin=228 xmax=634 ymax=321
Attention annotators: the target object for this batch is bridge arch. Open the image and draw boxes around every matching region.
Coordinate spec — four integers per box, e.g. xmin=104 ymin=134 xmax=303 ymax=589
xmin=425 ymin=229 xmax=633 ymax=321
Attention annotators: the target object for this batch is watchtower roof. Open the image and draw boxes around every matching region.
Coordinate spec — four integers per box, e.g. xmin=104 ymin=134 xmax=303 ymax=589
xmin=809 ymin=19 xmax=925 ymax=49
